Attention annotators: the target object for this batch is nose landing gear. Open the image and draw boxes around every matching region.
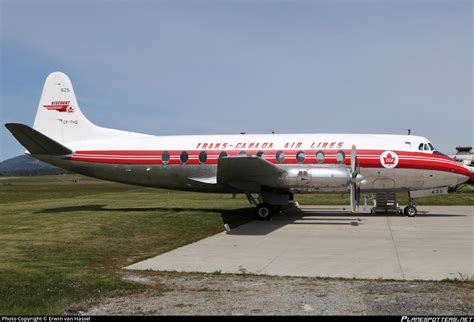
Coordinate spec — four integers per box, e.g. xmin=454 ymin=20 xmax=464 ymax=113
xmin=403 ymin=194 xmax=418 ymax=217
xmin=403 ymin=205 xmax=417 ymax=217
xmin=370 ymin=192 xmax=418 ymax=217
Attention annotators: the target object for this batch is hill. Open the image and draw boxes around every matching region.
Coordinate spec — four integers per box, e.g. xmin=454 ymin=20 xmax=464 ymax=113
xmin=0 ymin=155 xmax=67 ymax=176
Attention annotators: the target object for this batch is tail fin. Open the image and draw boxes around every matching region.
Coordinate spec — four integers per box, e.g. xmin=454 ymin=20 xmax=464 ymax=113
xmin=33 ymin=72 xmax=98 ymax=143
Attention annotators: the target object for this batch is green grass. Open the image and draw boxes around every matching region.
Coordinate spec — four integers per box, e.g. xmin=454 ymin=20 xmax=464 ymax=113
xmin=0 ymin=175 xmax=139 ymax=204
xmin=0 ymin=175 xmax=253 ymax=314
xmin=0 ymin=174 xmax=472 ymax=314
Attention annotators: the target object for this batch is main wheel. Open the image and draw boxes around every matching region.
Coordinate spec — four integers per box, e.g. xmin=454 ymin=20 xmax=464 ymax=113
xmin=404 ymin=205 xmax=417 ymax=217
xmin=255 ymin=203 xmax=274 ymax=220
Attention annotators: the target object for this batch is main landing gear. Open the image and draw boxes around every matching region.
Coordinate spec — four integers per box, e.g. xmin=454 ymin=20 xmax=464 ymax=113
xmin=255 ymin=203 xmax=281 ymax=220
xmin=246 ymin=192 xmax=287 ymax=220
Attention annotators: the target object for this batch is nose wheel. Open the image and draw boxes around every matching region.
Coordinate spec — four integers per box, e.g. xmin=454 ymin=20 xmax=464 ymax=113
xmin=403 ymin=205 xmax=417 ymax=217
xmin=403 ymin=193 xmax=418 ymax=217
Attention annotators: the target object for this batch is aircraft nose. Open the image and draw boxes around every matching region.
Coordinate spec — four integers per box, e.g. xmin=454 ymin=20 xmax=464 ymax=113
xmin=462 ymin=171 xmax=474 ymax=185
xmin=456 ymin=174 xmax=470 ymax=185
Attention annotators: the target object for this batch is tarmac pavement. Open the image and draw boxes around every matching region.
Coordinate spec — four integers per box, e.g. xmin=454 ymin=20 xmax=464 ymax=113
xmin=126 ymin=206 xmax=473 ymax=281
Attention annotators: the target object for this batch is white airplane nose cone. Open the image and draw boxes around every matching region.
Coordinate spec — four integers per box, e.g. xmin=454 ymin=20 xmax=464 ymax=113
xmin=457 ymin=174 xmax=470 ymax=185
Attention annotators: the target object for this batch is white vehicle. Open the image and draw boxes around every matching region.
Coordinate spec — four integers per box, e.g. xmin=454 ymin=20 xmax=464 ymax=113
xmin=6 ymin=72 xmax=473 ymax=219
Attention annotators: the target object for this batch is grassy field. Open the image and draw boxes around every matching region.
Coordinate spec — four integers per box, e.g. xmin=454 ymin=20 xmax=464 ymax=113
xmin=0 ymin=175 xmax=254 ymax=315
xmin=0 ymin=174 xmax=472 ymax=314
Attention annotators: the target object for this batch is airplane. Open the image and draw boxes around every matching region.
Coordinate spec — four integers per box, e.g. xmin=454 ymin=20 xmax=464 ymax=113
xmin=5 ymin=72 xmax=473 ymax=220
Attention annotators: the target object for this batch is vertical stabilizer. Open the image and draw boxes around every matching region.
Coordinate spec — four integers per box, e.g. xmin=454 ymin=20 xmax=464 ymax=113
xmin=33 ymin=72 xmax=97 ymax=143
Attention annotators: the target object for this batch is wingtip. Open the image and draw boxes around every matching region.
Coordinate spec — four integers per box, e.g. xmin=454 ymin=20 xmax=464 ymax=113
xmin=5 ymin=123 xmax=26 ymax=131
xmin=5 ymin=123 xmax=18 ymax=130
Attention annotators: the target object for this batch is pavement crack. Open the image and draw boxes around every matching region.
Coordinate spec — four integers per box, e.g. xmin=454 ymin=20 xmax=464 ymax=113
xmin=386 ymin=216 xmax=405 ymax=280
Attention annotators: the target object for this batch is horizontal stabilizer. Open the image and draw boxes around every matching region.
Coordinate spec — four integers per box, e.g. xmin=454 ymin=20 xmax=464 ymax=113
xmin=5 ymin=123 xmax=72 ymax=155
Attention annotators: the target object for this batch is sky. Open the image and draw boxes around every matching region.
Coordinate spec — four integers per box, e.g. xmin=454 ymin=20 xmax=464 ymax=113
xmin=0 ymin=0 xmax=472 ymax=161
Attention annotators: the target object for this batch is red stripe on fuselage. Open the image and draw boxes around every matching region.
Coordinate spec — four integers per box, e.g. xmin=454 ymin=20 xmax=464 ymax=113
xmin=69 ymin=149 xmax=471 ymax=178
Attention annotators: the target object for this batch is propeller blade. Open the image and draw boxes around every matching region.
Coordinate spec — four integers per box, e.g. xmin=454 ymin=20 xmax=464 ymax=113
xmin=357 ymin=187 xmax=361 ymax=211
xmin=349 ymin=144 xmax=363 ymax=212
xmin=350 ymin=182 xmax=357 ymax=213
xmin=351 ymin=144 xmax=357 ymax=176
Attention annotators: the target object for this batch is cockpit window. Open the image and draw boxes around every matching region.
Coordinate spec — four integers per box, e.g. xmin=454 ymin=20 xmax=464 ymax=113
xmin=418 ymin=141 xmax=444 ymax=156
xmin=419 ymin=142 xmax=435 ymax=152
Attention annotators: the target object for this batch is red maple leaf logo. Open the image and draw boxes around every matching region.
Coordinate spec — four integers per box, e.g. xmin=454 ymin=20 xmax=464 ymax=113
xmin=383 ymin=153 xmax=396 ymax=166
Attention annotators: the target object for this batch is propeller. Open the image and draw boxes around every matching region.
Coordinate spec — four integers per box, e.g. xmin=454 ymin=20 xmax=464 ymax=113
xmin=350 ymin=145 xmax=364 ymax=213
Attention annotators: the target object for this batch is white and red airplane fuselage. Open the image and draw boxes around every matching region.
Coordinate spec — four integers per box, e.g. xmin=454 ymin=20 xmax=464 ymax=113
xmin=5 ymin=72 xmax=473 ymax=219
xmin=65 ymin=133 xmax=469 ymax=193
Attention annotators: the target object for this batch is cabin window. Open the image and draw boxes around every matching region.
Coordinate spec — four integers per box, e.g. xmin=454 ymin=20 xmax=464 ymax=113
xmin=296 ymin=151 xmax=305 ymax=163
xmin=418 ymin=143 xmax=424 ymax=151
xmin=180 ymin=151 xmax=188 ymax=164
xmin=276 ymin=151 xmax=285 ymax=163
xmin=162 ymin=151 xmax=170 ymax=164
xmin=219 ymin=151 xmax=228 ymax=158
xmin=316 ymin=151 xmax=325 ymax=164
xmin=256 ymin=151 xmax=265 ymax=159
xmin=336 ymin=150 xmax=346 ymax=163
xmin=199 ymin=151 xmax=207 ymax=164
xmin=428 ymin=143 xmax=435 ymax=151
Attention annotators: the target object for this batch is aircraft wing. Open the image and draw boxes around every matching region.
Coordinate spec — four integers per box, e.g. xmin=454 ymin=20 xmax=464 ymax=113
xmin=217 ymin=155 xmax=286 ymax=191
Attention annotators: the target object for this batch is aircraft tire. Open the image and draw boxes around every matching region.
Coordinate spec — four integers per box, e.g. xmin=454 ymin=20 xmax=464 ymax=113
xmin=255 ymin=203 xmax=274 ymax=220
xmin=404 ymin=205 xmax=417 ymax=217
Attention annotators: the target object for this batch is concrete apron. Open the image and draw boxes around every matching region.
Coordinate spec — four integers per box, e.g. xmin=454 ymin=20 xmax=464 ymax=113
xmin=126 ymin=206 xmax=474 ymax=281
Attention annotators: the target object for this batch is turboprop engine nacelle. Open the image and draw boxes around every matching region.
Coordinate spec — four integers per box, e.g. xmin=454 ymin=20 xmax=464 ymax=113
xmin=284 ymin=167 xmax=352 ymax=189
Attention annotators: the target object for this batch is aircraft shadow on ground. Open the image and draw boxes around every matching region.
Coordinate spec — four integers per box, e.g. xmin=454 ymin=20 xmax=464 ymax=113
xmin=36 ymin=204 xmax=254 ymax=220
xmin=225 ymin=208 xmax=466 ymax=236
xmin=36 ymin=204 xmax=255 ymax=229
xmin=36 ymin=204 xmax=465 ymax=236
